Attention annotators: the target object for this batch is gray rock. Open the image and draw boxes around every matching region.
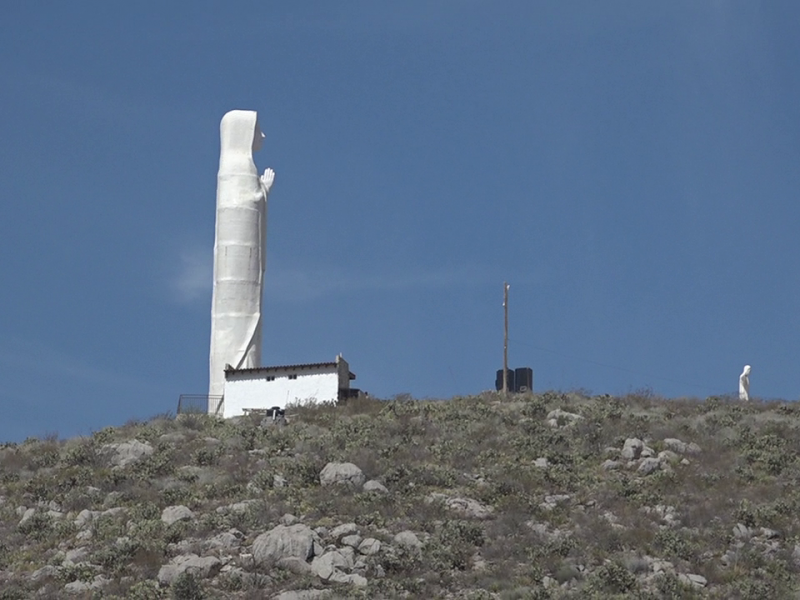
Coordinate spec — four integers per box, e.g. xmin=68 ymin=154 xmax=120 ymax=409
xmin=331 ymin=522 xmax=359 ymax=541
xmin=545 ymin=409 xmax=583 ymax=427
xmin=157 ymin=554 xmax=221 ymax=585
xmin=329 ymin=572 xmax=367 ymax=586
xmin=273 ymin=590 xmax=332 ymax=600
xmin=428 ymin=492 xmax=494 ymax=519
xmin=204 ymin=530 xmax=243 ymax=553
xmin=63 ymin=580 xmax=91 ymax=594
xmin=679 ymin=573 xmax=707 ymax=588
xmin=216 ymin=499 xmax=258 ymax=514
xmin=63 ymin=547 xmax=90 ymax=566
xmin=358 ymin=538 xmax=381 ymax=556
xmin=540 ymin=494 xmax=571 ymax=510
xmin=533 ymin=457 xmax=550 ymax=468
xmin=253 ymin=524 xmax=319 ymax=565
xmin=280 ymin=513 xmax=298 ymax=526
xmin=363 ymin=479 xmax=388 ymax=494
xmin=276 ymin=556 xmax=313 ymax=574
xmin=733 ymin=523 xmax=753 ymax=540
xmin=393 ymin=530 xmax=423 ymax=551
xmin=17 ymin=507 xmax=36 ymax=526
xmin=760 ymin=527 xmax=779 ymax=539
xmin=30 ymin=565 xmax=58 ymax=583
xmin=621 ymin=438 xmax=644 ymax=460
xmin=101 ymin=439 xmax=154 ymax=468
xmin=657 ymin=450 xmax=679 ymax=464
xmin=158 ymin=432 xmax=186 ymax=444
xmin=161 ymin=505 xmax=194 ymax=526
xmin=310 ymin=550 xmax=350 ymax=580
xmin=341 ymin=534 xmax=362 ymax=548
xmin=601 ymin=459 xmax=621 ymax=471
xmin=637 ymin=457 xmax=662 ymax=475
xmin=319 ymin=462 xmax=365 ymax=488
xmin=663 ymin=438 xmax=701 ymax=455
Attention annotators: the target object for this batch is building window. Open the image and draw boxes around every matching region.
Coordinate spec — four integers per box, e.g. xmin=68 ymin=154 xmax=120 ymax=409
xmin=288 ymin=374 xmax=298 ymax=380
xmin=266 ymin=376 xmax=275 ymax=382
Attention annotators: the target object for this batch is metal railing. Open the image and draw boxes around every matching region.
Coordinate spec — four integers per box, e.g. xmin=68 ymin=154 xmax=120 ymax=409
xmin=177 ymin=394 xmax=223 ymax=416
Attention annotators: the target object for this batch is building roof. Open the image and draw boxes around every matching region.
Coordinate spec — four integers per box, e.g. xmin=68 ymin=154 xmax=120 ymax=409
xmin=225 ymin=361 xmax=356 ymax=379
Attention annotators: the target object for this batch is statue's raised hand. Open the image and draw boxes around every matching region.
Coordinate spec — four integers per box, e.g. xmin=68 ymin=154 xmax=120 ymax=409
xmin=260 ymin=168 xmax=275 ymax=194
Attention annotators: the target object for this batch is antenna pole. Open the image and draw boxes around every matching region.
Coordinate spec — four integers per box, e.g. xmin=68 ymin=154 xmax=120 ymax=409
xmin=503 ymin=282 xmax=510 ymax=397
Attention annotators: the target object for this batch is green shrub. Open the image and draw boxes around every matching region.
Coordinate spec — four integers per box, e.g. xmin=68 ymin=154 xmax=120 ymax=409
xmin=590 ymin=560 xmax=637 ymax=593
xmin=171 ymin=571 xmax=205 ymax=600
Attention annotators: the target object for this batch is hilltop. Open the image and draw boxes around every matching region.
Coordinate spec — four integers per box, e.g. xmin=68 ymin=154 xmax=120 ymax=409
xmin=1 ymin=391 xmax=799 ymax=599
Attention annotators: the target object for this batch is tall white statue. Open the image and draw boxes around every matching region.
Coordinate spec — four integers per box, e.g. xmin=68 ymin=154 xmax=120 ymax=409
xmin=208 ymin=110 xmax=275 ymax=411
xmin=739 ymin=365 xmax=751 ymax=402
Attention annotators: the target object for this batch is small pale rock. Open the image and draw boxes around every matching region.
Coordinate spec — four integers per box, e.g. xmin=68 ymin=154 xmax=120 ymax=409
xmin=621 ymin=438 xmax=644 ymax=460
xmin=330 ymin=523 xmax=359 ymax=540
xmin=157 ymin=554 xmax=221 ymax=585
xmin=533 ymin=457 xmax=550 ymax=468
xmin=363 ymin=479 xmax=388 ymax=494
xmin=273 ymin=591 xmax=332 ymax=600
xmin=601 ymin=459 xmax=621 ymax=471
xmin=18 ymin=507 xmax=36 ymax=526
xmin=341 ymin=534 xmax=362 ymax=548
xmin=31 ymin=565 xmax=58 ymax=583
xmin=679 ymin=573 xmax=707 ymax=587
xmin=393 ymin=530 xmax=423 ymax=550
xmin=733 ymin=523 xmax=752 ymax=540
xmin=310 ymin=550 xmax=350 ymax=581
xmin=161 ymin=505 xmax=194 ymax=526
xmin=280 ymin=513 xmax=298 ymax=526
xmin=101 ymin=439 xmax=154 ymax=468
xmin=358 ymin=538 xmax=381 ymax=555
xmin=276 ymin=556 xmax=312 ymax=574
xmin=637 ymin=458 xmax=661 ymax=475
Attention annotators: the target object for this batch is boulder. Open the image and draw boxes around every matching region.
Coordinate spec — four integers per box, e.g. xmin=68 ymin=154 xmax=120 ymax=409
xmin=253 ymin=524 xmax=319 ymax=565
xmin=637 ymin=458 xmax=662 ymax=475
xmin=319 ymin=462 xmax=365 ymax=488
xmin=161 ymin=505 xmax=195 ymax=526
xmin=358 ymin=538 xmax=381 ymax=556
xmin=157 ymin=554 xmax=221 ymax=586
xmin=310 ymin=550 xmax=350 ymax=580
xmin=663 ymin=438 xmax=701 ymax=455
xmin=393 ymin=530 xmax=423 ymax=551
xmin=621 ymin=438 xmax=644 ymax=460
xmin=330 ymin=523 xmax=358 ymax=541
xmin=101 ymin=440 xmax=153 ymax=468
xmin=363 ymin=480 xmax=388 ymax=494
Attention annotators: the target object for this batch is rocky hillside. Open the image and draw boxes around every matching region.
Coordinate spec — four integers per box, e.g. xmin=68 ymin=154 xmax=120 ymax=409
xmin=1 ymin=391 xmax=800 ymax=599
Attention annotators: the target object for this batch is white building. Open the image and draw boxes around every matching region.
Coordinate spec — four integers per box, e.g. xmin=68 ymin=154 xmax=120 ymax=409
xmin=219 ymin=354 xmax=356 ymax=418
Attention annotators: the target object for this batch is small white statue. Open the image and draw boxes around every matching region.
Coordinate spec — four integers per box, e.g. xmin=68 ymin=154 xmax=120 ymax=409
xmin=739 ymin=365 xmax=751 ymax=401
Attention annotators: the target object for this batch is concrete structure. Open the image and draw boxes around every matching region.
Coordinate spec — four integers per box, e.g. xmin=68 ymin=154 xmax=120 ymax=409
xmin=209 ymin=110 xmax=275 ymax=409
xmin=220 ymin=355 xmax=356 ymax=418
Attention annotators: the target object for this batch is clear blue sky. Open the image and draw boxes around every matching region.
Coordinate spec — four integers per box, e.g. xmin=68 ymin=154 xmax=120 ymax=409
xmin=1 ymin=2 xmax=799 ymax=442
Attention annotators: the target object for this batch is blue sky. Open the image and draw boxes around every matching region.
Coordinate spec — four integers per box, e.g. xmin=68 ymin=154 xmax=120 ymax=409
xmin=1 ymin=2 xmax=799 ymax=441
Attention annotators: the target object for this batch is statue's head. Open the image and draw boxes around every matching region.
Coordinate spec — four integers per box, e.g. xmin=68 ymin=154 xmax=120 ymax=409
xmin=743 ymin=365 xmax=751 ymax=376
xmin=220 ymin=110 xmax=264 ymax=156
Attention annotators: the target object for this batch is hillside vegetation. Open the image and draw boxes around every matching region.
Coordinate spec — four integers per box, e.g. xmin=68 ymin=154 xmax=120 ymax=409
xmin=1 ymin=391 xmax=800 ymax=599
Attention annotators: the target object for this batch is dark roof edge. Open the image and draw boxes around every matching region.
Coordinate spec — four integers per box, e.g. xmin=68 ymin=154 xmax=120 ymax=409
xmin=225 ymin=361 xmax=337 ymax=374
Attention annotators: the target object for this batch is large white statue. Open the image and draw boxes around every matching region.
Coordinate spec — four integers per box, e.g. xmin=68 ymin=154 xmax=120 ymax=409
xmin=208 ymin=110 xmax=275 ymax=411
xmin=739 ymin=365 xmax=751 ymax=402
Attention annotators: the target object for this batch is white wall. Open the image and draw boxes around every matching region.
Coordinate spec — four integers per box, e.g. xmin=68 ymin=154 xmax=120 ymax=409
xmin=222 ymin=366 xmax=339 ymax=418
